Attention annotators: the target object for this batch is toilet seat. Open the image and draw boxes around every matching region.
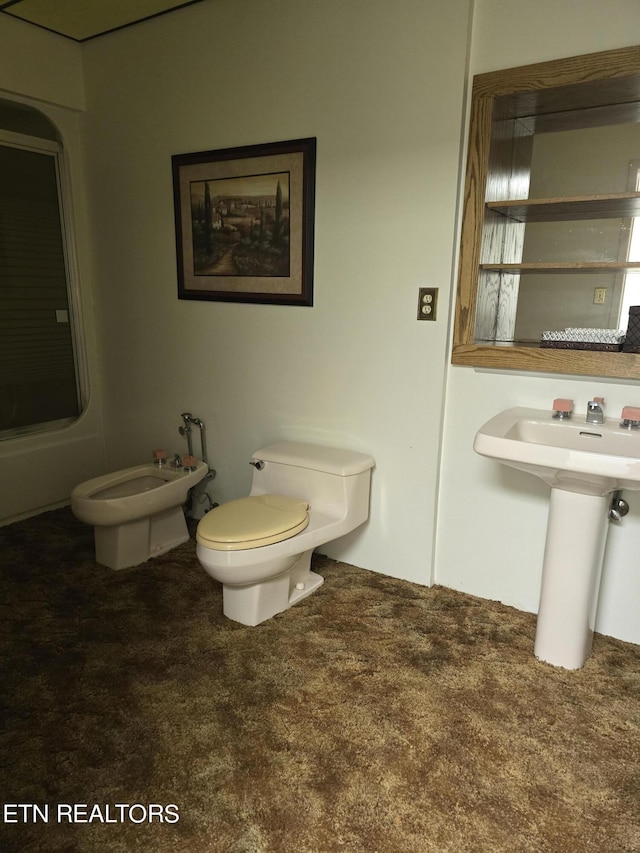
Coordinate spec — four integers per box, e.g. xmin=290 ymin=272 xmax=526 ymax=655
xmin=196 ymin=494 xmax=309 ymax=551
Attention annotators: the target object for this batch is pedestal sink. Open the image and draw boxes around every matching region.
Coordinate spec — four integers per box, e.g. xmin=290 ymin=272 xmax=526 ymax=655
xmin=474 ymin=406 xmax=640 ymax=669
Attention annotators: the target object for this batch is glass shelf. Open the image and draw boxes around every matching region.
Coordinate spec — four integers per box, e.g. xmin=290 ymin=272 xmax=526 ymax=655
xmin=486 ymin=192 xmax=640 ymax=222
xmin=481 ymin=261 xmax=640 ymax=273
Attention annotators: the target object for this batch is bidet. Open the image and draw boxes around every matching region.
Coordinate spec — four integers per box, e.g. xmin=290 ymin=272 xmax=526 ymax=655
xmin=72 ymin=455 xmax=208 ymax=569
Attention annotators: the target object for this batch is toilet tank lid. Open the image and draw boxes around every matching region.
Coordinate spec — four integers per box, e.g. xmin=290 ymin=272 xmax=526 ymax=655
xmin=253 ymin=441 xmax=374 ymax=476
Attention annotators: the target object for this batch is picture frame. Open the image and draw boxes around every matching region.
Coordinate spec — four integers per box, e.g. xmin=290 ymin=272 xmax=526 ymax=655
xmin=172 ymin=137 xmax=316 ymax=306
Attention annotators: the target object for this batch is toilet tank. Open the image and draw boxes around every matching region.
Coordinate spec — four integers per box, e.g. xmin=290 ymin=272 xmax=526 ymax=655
xmin=249 ymin=441 xmax=374 ymax=523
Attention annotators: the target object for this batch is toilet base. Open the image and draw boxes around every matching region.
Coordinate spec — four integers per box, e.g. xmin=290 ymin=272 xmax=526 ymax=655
xmin=222 ymin=548 xmax=323 ymax=626
xmin=94 ymin=506 xmax=189 ymax=570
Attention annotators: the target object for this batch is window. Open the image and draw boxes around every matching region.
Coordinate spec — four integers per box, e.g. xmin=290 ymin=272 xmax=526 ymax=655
xmin=0 ymin=99 xmax=84 ymax=437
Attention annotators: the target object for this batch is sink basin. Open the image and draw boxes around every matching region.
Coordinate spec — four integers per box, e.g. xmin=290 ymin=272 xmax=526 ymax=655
xmin=474 ymin=405 xmax=640 ymax=670
xmin=474 ymin=406 xmax=640 ymax=495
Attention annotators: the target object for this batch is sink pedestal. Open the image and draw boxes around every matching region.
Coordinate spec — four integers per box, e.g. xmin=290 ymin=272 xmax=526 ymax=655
xmin=475 ymin=406 xmax=640 ymax=669
xmin=534 ymin=488 xmax=609 ymax=669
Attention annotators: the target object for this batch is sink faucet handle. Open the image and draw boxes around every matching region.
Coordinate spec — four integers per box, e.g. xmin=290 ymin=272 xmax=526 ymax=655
xmin=552 ymin=398 xmax=573 ymax=419
xmin=620 ymin=406 xmax=640 ymax=429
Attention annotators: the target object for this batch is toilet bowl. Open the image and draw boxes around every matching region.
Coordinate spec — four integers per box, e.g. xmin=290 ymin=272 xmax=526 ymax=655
xmin=196 ymin=441 xmax=374 ymax=626
xmin=72 ymin=457 xmax=208 ymax=570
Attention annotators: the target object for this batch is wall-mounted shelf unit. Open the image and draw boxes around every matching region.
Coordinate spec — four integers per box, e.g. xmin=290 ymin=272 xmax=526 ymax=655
xmin=452 ymin=45 xmax=640 ymax=379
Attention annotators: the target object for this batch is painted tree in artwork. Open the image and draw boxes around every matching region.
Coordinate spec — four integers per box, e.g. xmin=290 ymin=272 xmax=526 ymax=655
xmin=272 ymin=180 xmax=283 ymax=246
xmin=204 ymin=181 xmax=213 ymax=254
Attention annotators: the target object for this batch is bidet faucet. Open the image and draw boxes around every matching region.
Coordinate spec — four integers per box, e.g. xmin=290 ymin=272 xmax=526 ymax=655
xmin=180 ymin=412 xmax=194 ymax=457
xmin=586 ymin=397 xmax=605 ymax=424
xmin=179 ymin=412 xmax=210 ymax=465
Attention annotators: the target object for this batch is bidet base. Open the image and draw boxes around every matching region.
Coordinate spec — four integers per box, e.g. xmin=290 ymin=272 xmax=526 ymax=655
xmin=94 ymin=506 xmax=189 ymax=570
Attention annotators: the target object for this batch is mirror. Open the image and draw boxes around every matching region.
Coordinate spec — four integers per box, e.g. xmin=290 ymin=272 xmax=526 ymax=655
xmin=514 ymin=123 xmax=640 ymax=341
xmin=452 ymin=45 xmax=640 ymax=379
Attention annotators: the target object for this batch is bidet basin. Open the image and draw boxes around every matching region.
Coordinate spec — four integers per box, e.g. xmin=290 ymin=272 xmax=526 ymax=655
xmin=72 ymin=460 xmax=208 ymax=526
xmin=474 ymin=406 xmax=640 ymax=495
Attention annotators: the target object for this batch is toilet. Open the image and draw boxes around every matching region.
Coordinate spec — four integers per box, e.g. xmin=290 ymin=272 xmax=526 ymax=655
xmin=71 ymin=455 xmax=208 ymax=570
xmin=195 ymin=441 xmax=374 ymax=626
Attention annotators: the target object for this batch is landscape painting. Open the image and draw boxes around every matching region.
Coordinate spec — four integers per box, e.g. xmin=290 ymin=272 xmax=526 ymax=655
xmin=172 ymin=138 xmax=316 ymax=305
xmin=190 ymin=172 xmax=290 ymax=278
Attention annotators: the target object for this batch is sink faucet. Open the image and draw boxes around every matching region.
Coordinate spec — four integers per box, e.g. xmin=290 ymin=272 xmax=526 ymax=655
xmin=586 ymin=397 xmax=605 ymax=424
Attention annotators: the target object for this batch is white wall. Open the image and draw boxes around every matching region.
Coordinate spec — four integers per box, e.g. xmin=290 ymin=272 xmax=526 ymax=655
xmin=437 ymin=0 xmax=640 ymax=645
xmin=0 ymin=17 xmax=106 ymax=523
xmin=81 ymin=0 xmax=472 ymax=584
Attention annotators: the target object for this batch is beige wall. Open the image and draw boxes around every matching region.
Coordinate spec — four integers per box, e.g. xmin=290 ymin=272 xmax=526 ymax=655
xmin=80 ymin=0 xmax=471 ymax=584
xmin=0 ymin=14 xmax=84 ymax=110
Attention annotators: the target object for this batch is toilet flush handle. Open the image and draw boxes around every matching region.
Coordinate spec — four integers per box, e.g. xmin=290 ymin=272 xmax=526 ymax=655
xmin=249 ymin=460 xmax=265 ymax=471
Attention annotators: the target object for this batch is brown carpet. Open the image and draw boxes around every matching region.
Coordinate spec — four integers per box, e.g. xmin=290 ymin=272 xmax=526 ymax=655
xmin=0 ymin=508 xmax=639 ymax=853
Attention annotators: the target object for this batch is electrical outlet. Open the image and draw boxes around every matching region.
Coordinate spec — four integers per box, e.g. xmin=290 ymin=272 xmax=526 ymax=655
xmin=417 ymin=287 xmax=438 ymax=320
xmin=594 ymin=287 xmax=607 ymax=304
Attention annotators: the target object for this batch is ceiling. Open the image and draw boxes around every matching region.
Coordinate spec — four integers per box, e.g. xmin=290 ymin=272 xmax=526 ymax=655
xmin=0 ymin=0 xmax=205 ymax=42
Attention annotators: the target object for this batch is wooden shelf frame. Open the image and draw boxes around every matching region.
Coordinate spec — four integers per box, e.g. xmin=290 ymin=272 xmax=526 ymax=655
xmin=452 ymin=44 xmax=640 ymax=379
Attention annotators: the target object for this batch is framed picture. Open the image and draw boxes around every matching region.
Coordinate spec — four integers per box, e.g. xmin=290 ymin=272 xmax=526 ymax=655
xmin=172 ymin=137 xmax=316 ymax=306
